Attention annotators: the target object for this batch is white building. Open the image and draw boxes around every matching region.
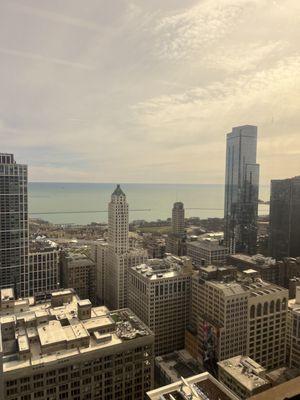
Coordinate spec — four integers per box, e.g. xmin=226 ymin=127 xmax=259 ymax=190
xmin=105 ymin=185 xmax=147 ymax=309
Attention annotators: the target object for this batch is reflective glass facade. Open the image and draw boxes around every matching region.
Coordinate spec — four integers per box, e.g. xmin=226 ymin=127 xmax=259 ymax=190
xmin=269 ymin=176 xmax=300 ymax=260
xmin=0 ymin=153 xmax=28 ymax=295
xmin=224 ymin=126 xmax=259 ymax=254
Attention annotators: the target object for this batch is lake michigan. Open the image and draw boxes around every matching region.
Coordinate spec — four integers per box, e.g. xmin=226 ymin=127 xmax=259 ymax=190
xmin=28 ymin=182 xmax=270 ymax=225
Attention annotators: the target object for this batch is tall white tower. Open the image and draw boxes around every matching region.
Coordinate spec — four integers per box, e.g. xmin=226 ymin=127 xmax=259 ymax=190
xmin=105 ymin=185 xmax=147 ymax=309
xmin=108 ymin=185 xmax=129 ymax=254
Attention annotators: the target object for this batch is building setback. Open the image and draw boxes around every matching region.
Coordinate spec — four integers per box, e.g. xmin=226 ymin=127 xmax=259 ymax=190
xmin=269 ymin=176 xmax=300 ymax=260
xmin=0 ymin=153 xmax=28 ymax=296
xmin=105 ymin=185 xmax=147 ymax=309
xmin=224 ymin=126 xmax=259 ymax=255
xmin=0 ymin=288 xmax=154 ymax=400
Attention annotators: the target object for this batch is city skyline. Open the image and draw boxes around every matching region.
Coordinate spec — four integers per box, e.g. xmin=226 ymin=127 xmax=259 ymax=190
xmin=1 ymin=1 xmax=300 ymax=184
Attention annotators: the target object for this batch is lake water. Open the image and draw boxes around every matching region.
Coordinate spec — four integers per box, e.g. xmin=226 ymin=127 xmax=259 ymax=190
xmin=28 ymin=182 xmax=270 ymax=225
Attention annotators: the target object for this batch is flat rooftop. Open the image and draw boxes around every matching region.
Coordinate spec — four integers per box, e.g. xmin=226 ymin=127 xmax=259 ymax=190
xmin=218 ymin=356 xmax=269 ymax=392
xmin=0 ymin=290 xmax=153 ymax=374
xmin=188 ymin=239 xmax=228 ymax=251
xmin=132 ymin=255 xmax=193 ymax=281
xmin=156 ymin=350 xmax=202 ymax=382
xmin=248 ymin=375 xmax=300 ymax=400
xmin=147 ymin=373 xmax=239 ymax=400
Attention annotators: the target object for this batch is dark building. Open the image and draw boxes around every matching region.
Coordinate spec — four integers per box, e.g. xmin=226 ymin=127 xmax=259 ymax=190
xmin=224 ymin=126 xmax=260 ymax=255
xmin=269 ymin=176 xmax=300 ymax=260
xmin=0 ymin=153 xmax=28 ymax=296
xmin=166 ymin=202 xmax=186 ymax=256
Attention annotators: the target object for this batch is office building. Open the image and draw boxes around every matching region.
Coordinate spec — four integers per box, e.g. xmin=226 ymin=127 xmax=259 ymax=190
xmin=105 ymin=185 xmax=147 ymax=309
xmin=0 ymin=153 xmax=28 ymax=296
xmin=90 ymin=240 xmax=108 ymax=305
xmin=0 ymin=288 xmax=154 ymax=400
xmin=187 ymin=238 xmax=229 ymax=266
xmin=224 ymin=125 xmax=260 ymax=254
xmin=60 ymin=251 xmax=96 ymax=303
xmin=269 ymin=176 xmax=300 ymax=260
xmin=166 ymin=202 xmax=186 ymax=256
xmin=218 ymin=356 xmax=270 ymax=399
xmin=128 ymin=255 xmax=192 ymax=355
xmin=191 ymin=269 xmax=288 ymax=372
xmin=147 ymin=372 xmax=239 ymax=400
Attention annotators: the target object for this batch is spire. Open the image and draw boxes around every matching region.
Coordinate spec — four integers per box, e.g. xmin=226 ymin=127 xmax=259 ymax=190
xmin=112 ymin=184 xmax=125 ymax=197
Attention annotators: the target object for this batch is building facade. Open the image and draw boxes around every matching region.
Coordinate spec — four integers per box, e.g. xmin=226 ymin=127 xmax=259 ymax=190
xmin=90 ymin=240 xmax=108 ymax=305
xmin=129 ymin=256 xmax=192 ymax=355
xmin=269 ymin=176 xmax=300 ymax=260
xmin=187 ymin=239 xmax=229 ymax=267
xmin=224 ymin=126 xmax=260 ymax=255
xmin=60 ymin=251 xmax=96 ymax=303
xmin=0 ymin=153 xmax=28 ymax=296
xmin=0 ymin=289 xmax=154 ymax=400
xmin=166 ymin=202 xmax=186 ymax=256
xmin=191 ymin=269 xmax=288 ymax=372
xmin=105 ymin=185 xmax=147 ymax=309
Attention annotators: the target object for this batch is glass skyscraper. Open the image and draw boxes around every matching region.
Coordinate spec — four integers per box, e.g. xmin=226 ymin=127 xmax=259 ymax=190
xmin=224 ymin=126 xmax=260 ymax=254
xmin=0 ymin=153 xmax=28 ymax=295
xmin=269 ymin=176 xmax=300 ymax=260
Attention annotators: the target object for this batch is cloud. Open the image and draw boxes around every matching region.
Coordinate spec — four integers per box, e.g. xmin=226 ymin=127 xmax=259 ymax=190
xmin=0 ymin=47 xmax=94 ymax=70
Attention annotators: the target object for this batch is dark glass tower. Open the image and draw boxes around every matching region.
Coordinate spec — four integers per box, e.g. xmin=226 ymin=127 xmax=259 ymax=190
xmin=0 ymin=153 xmax=28 ymax=295
xmin=224 ymin=126 xmax=260 ymax=254
xmin=269 ymin=176 xmax=300 ymax=260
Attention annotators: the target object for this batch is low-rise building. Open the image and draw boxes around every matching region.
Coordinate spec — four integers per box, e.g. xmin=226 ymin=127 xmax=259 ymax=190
xmin=0 ymin=289 xmax=154 ymax=400
xmin=146 ymin=372 xmax=239 ymax=400
xmin=129 ymin=255 xmax=193 ymax=355
xmin=218 ymin=355 xmax=271 ymax=399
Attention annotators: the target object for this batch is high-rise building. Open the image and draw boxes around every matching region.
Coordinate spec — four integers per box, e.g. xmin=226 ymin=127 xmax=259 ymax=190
xmin=90 ymin=240 xmax=108 ymax=305
xmin=60 ymin=251 xmax=96 ymax=303
xmin=224 ymin=126 xmax=260 ymax=255
xmin=166 ymin=202 xmax=186 ymax=256
xmin=187 ymin=238 xmax=229 ymax=267
xmin=0 ymin=288 xmax=154 ymax=400
xmin=0 ymin=153 xmax=28 ymax=296
xmin=105 ymin=185 xmax=147 ymax=309
xmin=190 ymin=269 xmax=288 ymax=372
xmin=269 ymin=176 xmax=300 ymax=260
xmin=128 ymin=255 xmax=192 ymax=355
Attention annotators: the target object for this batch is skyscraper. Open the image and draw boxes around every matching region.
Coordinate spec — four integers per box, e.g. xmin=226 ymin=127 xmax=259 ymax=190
xmin=0 ymin=153 xmax=28 ymax=295
xmin=269 ymin=176 xmax=300 ymax=260
xmin=171 ymin=202 xmax=185 ymax=235
xmin=224 ymin=126 xmax=260 ymax=254
xmin=166 ymin=202 xmax=186 ymax=256
xmin=105 ymin=185 xmax=147 ymax=309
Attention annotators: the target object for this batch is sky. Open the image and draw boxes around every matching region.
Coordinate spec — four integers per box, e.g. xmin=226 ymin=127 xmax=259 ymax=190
xmin=0 ymin=0 xmax=300 ymax=184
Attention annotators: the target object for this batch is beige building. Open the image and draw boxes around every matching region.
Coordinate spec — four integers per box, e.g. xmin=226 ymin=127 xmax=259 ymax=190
xmin=90 ymin=240 xmax=108 ymax=305
xmin=22 ymin=239 xmax=60 ymax=297
xmin=218 ymin=355 xmax=271 ymax=399
xmin=105 ymin=185 xmax=147 ymax=310
xmin=191 ymin=269 xmax=288 ymax=372
xmin=166 ymin=202 xmax=186 ymax=256
xmin=146 ymin=372 xmax=239 ymax=400
xmin=0 ymin=288 xmax=154 ymax=400
xmin=60 ymin=251 xmax=96 ymax=304
xmin=187 ymin=238 xmax=229 ymax=266
xmin=128 ymin=255 xmax=193 ymax=355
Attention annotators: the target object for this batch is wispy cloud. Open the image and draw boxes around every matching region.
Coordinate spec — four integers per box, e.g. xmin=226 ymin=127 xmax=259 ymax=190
xmin=0 ymin=47 xmax=94 ymax=70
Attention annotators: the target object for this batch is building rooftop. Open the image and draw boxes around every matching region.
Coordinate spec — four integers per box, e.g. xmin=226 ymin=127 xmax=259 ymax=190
xmin=218 ymin=356 xmax=269 ymax=392
xmin=188 ymin=239 xmax=228 ymax=251
xmin=0 ymin=289 xmax=153 ymax=374
xmin=248 ymin=375 xmax=300 ymax=400
xmin=112 ymin=184 xmax=125 ymax=197
xmin=147 ymin=372 xmax=239 ymax=400
xmin=156 ymin=350 xmax=203 ymax=382
xmin=131 ymin=255 xmax=193 ymax=281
